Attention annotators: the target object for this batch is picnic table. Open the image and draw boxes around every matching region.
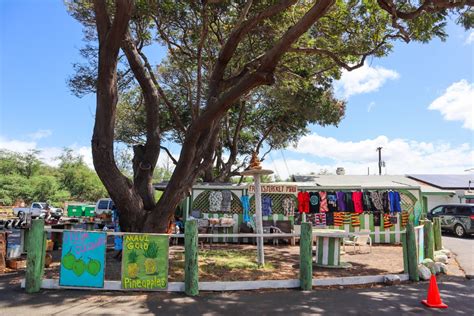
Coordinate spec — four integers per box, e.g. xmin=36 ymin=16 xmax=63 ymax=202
xmin=312 ymin=228 xmax=352 ymax=268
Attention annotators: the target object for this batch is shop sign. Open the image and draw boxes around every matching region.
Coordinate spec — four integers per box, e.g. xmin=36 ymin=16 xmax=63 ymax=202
xmin=121 ymin=234 xmax=169 ymax=290
xmin=248 ymin=184 xmax=298 ymax=195
xmin=60 ymin=231 xmax=106 ymax=288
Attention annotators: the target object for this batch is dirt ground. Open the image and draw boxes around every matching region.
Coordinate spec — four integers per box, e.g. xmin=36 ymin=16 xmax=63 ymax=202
xmin=38 ymin=243 xmax=406 ymax=282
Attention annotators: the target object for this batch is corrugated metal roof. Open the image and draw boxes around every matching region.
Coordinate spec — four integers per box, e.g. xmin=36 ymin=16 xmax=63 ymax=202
xmin=407 ymin=174 xmax=474 ymax=189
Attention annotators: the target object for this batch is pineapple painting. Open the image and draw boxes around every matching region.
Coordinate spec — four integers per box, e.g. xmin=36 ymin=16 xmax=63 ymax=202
xmin=122 ymin=234 xmax=169 ymax=290
xmin=144 ymin=242 xmax=158 ymax=275
xmin=127 ymin=250 xmax=139 ymax=278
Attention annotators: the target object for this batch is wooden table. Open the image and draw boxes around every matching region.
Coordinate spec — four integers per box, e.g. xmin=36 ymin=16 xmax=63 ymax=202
xmin=206 ymin=224 xmax=234 ymax=248
xmin=312 ymin=229 xmax=351 ymax=268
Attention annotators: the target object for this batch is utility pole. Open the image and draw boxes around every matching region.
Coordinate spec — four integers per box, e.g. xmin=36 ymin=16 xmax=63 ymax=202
xmin=376 ymin=147 xmax=383 ymax=175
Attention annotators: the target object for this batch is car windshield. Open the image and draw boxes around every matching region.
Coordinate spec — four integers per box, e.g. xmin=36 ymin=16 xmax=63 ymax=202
xmin=39 ymin=203 xmax=47 ymax=208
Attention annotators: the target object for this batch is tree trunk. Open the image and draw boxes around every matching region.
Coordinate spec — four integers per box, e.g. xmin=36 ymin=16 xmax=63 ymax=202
xmin=143 ymin=122 xmax=220 ymax=232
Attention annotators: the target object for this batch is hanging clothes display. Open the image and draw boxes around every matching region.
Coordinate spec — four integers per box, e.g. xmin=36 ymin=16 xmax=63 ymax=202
xmin=221 ymin=190 xmax=233 ymax=212
xmin=241 ymin=195 xmax=250 ymax=223
xmin=336 ymin=191 xmax=346 ymax=212
xmin=351 ymin=213 xmax=361 ymax=227
xmin=298 ymin=191 xmax=310 ymax=213
xmin=282 ymin=196 xmax=295 ymax=217
xmin=309 ymin=192 xmax=320 ymax=213
xmin=262 ymin=196 xmax=273 ymax=216
xmin=327 ymin=192 xmax=338 ymax=212
xmin=209 ymin=191 xmax=223 ymax=212
xmin=319 ymin=192 xmax=328 ymax=213
xmin=352 ymin=191 xmax=364 ymax=214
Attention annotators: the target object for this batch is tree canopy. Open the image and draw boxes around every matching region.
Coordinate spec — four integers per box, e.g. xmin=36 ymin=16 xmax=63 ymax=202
xmin=0 ymin=149 xmax=107 ymax=206
xmin=66 ymin=0 xmax=473 ymax=232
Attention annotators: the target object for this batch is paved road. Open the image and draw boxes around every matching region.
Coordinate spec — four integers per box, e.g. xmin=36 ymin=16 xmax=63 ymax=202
xmin=442 ymin=234 xmax=474 ymax=278
xmin=1 ymin=273 xmax=472 ymax=315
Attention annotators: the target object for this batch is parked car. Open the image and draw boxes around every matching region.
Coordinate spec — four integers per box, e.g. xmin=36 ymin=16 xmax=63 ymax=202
xmin=95 ymin=198 xmax=115 ymax=219
xmin=13 ymin=202 xmax=63 ymax=220
xmin=427 ymin=204 xmax=474 ymax=237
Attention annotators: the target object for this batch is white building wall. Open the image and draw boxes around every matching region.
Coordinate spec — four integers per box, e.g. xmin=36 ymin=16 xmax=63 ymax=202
xmin=425 ymin=195 xmax=459 ymax=212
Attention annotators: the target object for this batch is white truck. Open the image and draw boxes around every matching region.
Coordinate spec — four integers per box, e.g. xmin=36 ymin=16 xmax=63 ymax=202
xmin=13 ymin=202 xmax=63 ymax=220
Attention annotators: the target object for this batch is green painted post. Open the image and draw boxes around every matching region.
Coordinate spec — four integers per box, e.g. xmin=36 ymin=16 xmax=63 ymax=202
xmin=300 ymin=222 xmax=313 ymax=291
xmin=184 ymin=220 xmax=199 ymax=296
xmin=401 ymin=231 xmax=409 ymax=274
xmin=406 ymin=221 xmax=419 ymax=281
xmin=423 ymin=220 xmax=435 ymax=260
xmin=433 ymin=217 xmax=442 ymax=251
xmin=25 ymin=219 xmax=46 ymax=293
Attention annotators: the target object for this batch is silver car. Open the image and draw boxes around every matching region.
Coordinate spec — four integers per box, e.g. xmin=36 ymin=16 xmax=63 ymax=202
xmin=427 ymin=204 xmax=474 ymax=237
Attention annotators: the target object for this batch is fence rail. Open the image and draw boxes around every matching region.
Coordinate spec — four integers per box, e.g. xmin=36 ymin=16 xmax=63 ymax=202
xmin=45 ymin=228 xmax=406 ymax=238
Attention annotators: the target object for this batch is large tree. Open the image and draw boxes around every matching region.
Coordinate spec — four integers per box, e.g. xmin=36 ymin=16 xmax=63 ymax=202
xmin=67 ymin=0 xmax=473 ymax=232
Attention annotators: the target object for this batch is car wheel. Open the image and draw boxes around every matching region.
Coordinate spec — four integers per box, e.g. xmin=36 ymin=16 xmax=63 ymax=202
xmin=454 ymin=224 xmax=466 ymax=238
xmin=18 ymin=211 xmax=25 ymax=220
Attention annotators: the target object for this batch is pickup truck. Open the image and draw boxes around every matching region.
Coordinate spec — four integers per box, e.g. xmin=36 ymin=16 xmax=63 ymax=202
xmin=13 ymin=202 xmax=63 ymax=220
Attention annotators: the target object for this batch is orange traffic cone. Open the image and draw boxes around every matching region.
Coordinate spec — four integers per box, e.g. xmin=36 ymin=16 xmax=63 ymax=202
xmin=421 ymin=275 xmax=448 ymax=308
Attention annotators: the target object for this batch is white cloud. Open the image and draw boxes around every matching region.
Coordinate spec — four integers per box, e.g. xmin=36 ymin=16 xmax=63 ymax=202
xmin=0 ymin=136 xmax=93 ymax=168
xmin=465 ymin=31 xmax=474 ymax=45
xmin=28 ymin=129 xmax=52 ymax=140
xmin=335 ymin=64 xmax=400 ymax=98
xmin=428 ymin=80 xmax=474 ymax=130
xmin=262 ymin=133 xmax=474 ymax=180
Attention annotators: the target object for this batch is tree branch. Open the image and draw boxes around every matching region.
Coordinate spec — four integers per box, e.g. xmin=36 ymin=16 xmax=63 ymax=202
xmin=160 ymin=146 xmax=178 ymax=165
xmin=207 ymin=0 xmax=298 ymax=98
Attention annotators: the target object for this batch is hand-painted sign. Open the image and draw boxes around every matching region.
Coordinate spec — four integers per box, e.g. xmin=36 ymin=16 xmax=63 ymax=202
xmin=248 ymin=184 xmax=298 ymax=195
xmin=59 ymin=231 xmax=106 ymax=288
xmin=122 ymin=234 xmax=169 ymax=290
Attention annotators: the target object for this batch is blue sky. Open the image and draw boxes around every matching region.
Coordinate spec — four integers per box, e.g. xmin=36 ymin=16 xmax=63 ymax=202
xmin=0 ymin=1 xmax=473 ymax=178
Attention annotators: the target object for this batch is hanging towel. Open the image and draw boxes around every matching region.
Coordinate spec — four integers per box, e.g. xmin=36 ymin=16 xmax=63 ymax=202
xmin=343 ymin=212 xmax=352 ymax=225
xmin=326 ymin=212 xmax=334 ymax=226
xmin=221 ymin=190 xmax=233 ymax=212
xmin=389 ymin=191 xmax=402 ymax=213
xmin=336 ymin=192 xmax=347 ymax=211
xmin=383 ymin=213 xmax=393 ymax=229
xmin=298 ymin=191 xmax=310 ymax=213
xmin=371 ymin=191 xmax=384 ymax=212
xmin=344 ymin=193 xmax=355 ymax=213
xmin=352 ymin=191 xmax=364 ymax=214
xmin=351 ymin=213 xmax=361 ymax=227
xmin=309 ymin=192 xmax=320 ymax=213
xmin=209 ymin=191 xmax=223 ymax=212
xmin=327 ymin=192 xmax=338 ymax=212
xmin=262 ymin=196 xmax=273 ymax=216
xmin=373 ymin=212 xmax=382 ymax=227
xmin=241 ymin=195 xmax=250 ymax=223
xmin=401 ymin=210 xmax=409 ymax=227
xmin=319 ymin=192 xmax=328 ymax=213
xmin=282 ymin=196 xmax=296 ymax=217
xmin=333 ymin=212 xmax=344 ymax=226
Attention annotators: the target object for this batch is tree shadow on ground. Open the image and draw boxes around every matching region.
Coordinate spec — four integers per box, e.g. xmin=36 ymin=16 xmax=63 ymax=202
xmin=1 ymin=271 xmax=472 ymax=315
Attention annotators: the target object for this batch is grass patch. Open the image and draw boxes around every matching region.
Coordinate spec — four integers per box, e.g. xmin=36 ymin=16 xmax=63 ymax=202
xmin=200 ymin=249 xmax=274 ymax=270
xmin=169 ymin=249 xmax=275 ymax=281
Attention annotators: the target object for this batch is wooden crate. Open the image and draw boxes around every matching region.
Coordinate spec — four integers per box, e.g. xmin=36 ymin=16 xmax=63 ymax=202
xmin=6 ymin=257 xmax=26 ymax=270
